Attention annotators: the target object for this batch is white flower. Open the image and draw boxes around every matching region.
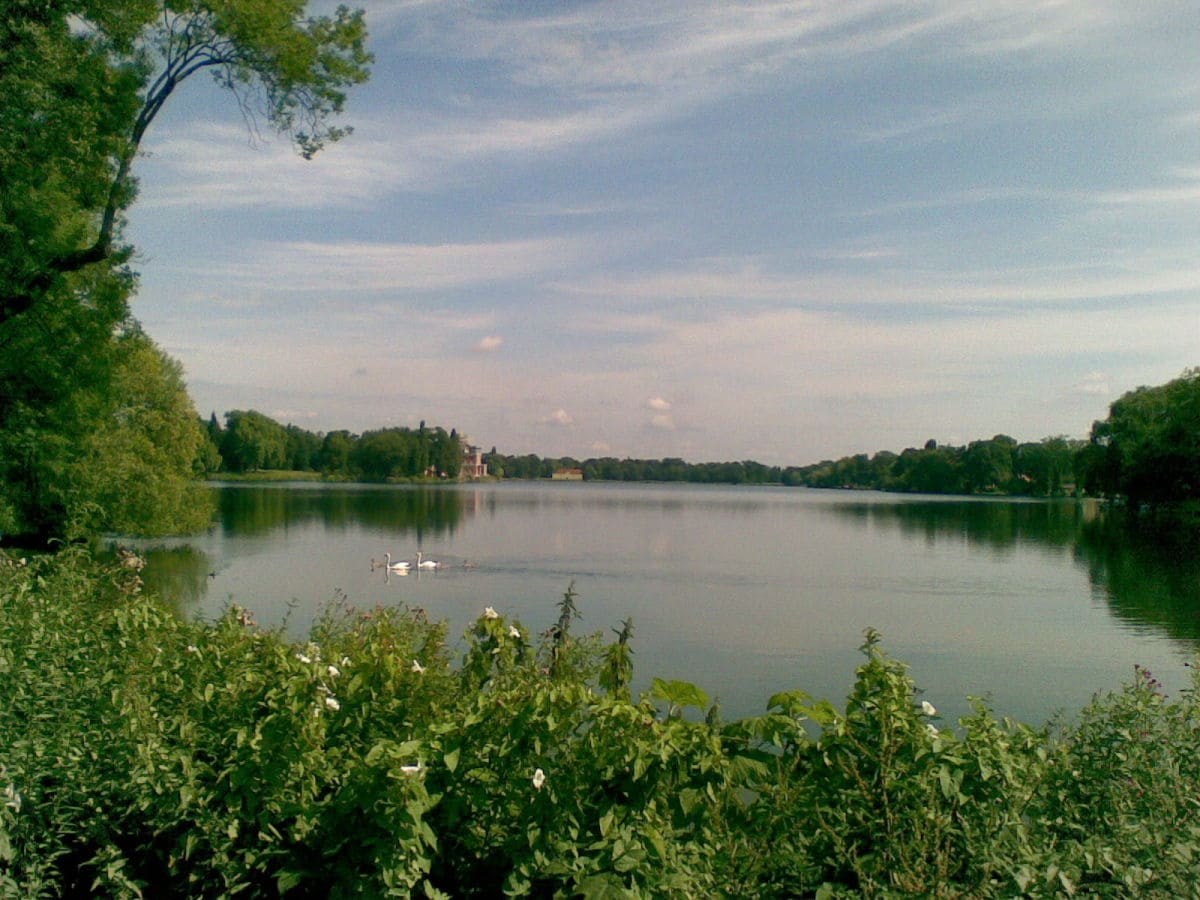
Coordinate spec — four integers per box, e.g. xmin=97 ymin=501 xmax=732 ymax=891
xmin=532 ymin=768 xmax=546 ymax=790
xmin=411 ymin=660 xmax=426 ymax=674
xmin=926 ymin=723 xmax=939 ymax=738
xmin=324 ymin=695 xmax=341 ymax=711
xmin=340 ymin=656 xmax=351 ymax=667
xmin=921 ymin=700 xmax=937 ymax=717
xmin=509 ymin=626 xmax=521 ymax=639
xmin=483 ymin=606 xmax=499 ymax=620
xmin=185 ymin=645 xmax=199 ymax=655
xmin=327 ymin=665 xmax=341 ymax=678
xmin=400 ymin=764 xmax=424 ymax=776
xmin=295 ymin=652 xmax=312 ymax=664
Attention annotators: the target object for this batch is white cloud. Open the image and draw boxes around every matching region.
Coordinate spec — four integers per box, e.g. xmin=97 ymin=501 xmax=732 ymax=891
xmin=270 ymin=408 xmax=320 ymax=421
xmin=543 ymin=408 xmax=575 ymax=427
xmin=139 ymin=124 xmax=405 ymax=210
xmin=473 ymin=335 xmax=504 ymax=352
xmin=646 ymin=396 xmax=672 ymax=411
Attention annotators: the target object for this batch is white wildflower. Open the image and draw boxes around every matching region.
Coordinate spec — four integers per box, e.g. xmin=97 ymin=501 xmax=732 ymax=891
xmin=324 ymin=695 xmax=341 ymax=711
xmin=921 ymin=700 xmax=937 ymax=717
xmin=295 ymin=652 xmax=312 ymax=664
xmin=532 ymin=768 xmax=546 ymax=790
xmin=926 ymin=723 xmax=939 ymax=738
xmin=340 ymin=656 xmax=351 ymax=667
xmin=327 ymin=665 xmax=341 ymax=678
xmin=411 ymin=660 xmax=426 ymax=674
xmin=509 ymin=625 xmax=521 ymax=639
xmin=400 ymin=764 xmax=424 ymax=776
xmin=185 ymin=644 xmax=199 ymax=655
xmin=483 ymin=606 xmax=499 ymax=620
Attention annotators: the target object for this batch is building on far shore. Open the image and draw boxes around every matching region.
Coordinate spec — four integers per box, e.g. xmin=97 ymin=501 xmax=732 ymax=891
xmin=461 ymin=437 xmax=488 ymax=479
xmin=552 ymin=468 xmax=584 ymax=481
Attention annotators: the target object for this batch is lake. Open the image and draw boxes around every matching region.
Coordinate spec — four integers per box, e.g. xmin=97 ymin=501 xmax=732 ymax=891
xmin=122 ymin=481 xmax=1200 ymax=726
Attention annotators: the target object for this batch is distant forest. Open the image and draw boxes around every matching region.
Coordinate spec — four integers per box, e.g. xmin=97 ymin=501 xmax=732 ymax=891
xmin=492 ymin=368 xmax=1200 ymax=504
xmin=201 ymin=411 xmax=465 ymax=481
xmin=203 ymin=368 xmax=1199 ymax=505
xmin=486 ymin=433 xmax=1079 ymax=497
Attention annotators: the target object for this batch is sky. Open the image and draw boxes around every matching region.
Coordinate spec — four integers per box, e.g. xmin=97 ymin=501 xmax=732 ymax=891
xmin=127 ymin=0 xmax=1200 ymax=466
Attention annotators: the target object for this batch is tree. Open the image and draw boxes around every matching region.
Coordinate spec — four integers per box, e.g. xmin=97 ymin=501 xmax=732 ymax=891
xmin=1 ymin=0 xmax=371 ymax=325
xmin=317 ymin=430 xmax=356 ymax=477
xmin=1083 ymin=369 xmax=1200 ymax=506
xmin=0 ymin=0 xmax=371 ymax=540
xmin=221 ymin=410 xmax=288 ymax=472
xmin=0 ymin=329 xmax=214 ymax=540
xmin=962 ymin=439 xmax=1014 ymax=494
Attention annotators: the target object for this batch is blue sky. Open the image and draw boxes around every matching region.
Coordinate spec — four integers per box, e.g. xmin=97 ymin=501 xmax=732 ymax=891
xmin=127 ymin=0 xmax=1199 ymax=465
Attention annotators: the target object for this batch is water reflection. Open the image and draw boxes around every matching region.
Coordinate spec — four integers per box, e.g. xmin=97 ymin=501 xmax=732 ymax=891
xmin=1076 ymin=514 xmax=1200 ymax=642
xmin=117 ymin=484 xmax=1200 ymax=684
xmin=216 ymin=483 xmax=466 ymax=537
xmin=821 ymin=495 xmax=1200 ymax=644
xmin=820 ymin=496 xmax=1092 ymax=556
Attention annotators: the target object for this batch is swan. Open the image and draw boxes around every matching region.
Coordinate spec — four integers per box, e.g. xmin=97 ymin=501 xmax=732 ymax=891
xmin=384 ymin=552 xmax=411 ymax=571
xmin=416 ymin=551 xmax=441 ymax=570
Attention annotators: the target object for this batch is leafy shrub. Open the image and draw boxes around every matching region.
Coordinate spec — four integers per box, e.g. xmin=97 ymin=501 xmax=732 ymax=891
xmin=1 ymin=552 xmax=1199 ymax=896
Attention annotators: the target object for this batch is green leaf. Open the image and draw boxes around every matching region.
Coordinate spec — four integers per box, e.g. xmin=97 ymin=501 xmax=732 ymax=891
xmin=444 ymin=746 xmax=460 ymax=773
xmin=576 ymin=874 xmax=632 ymax=900
xmin=650 ymin=678 xmax=709 ymax=711
xmin=276 ymin=869 xmax=303 ymax=894
xmin=599 ymin=808 xmax=615 ymax=838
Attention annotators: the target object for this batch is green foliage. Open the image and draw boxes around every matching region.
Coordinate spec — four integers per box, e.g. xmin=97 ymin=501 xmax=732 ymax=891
xmin=220 ymin=410 xmax=290 ymax=473
xmin=487 ymin=452 xmax=786 ymax=485
xmin=1082 ymin=368 xmax=1200 ymax=506
xmin=792 ymin=434 xmax=1083 ymax=498
xmin=0 ymin=329 xmax=215 ymax=540
xmin=0 ymin=0 xmax=371 ymax=543
xmin=350 ymin=425 xmax=463 ymax=482
xmin=3 ymin=553 xmax=1200 ymax=896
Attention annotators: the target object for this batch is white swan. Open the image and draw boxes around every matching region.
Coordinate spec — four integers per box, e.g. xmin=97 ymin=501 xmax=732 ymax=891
xmin=416 ymin=551 xmax=441 ymax=570
xmin=384 ymin=552 xmax=411 ymax=571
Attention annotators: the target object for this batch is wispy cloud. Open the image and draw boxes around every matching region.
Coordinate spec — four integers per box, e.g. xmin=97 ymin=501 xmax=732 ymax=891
xmin=1094 ymin=167 xmax=1200 ymax=206
xmin=139 ymin=124 xmax=404 ymax=210
xmin=201 ymin=237 xmax=593 ymax=293
xmin=556 ymin=257 xmax=1200 ymax=310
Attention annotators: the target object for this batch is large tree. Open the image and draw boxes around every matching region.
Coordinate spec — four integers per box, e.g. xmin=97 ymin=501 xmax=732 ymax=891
xmin=0 ymin=0 xmax=371 ymax=541
xmin=1 ymin=0 xmax=371 ymax=323
xmin=0 ymin=328 xmax=215 ymax=539
xmin=1084 ymin=369 xmax=1200 ymax=506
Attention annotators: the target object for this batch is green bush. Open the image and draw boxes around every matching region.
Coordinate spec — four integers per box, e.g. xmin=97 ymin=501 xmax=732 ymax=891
xmin=1 ymin=552 xmax=1199 ymax=897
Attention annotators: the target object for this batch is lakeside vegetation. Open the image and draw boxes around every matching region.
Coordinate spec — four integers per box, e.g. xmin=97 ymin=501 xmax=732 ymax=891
xmin=4 ymin=552 xmax=1200 ymax=896
xmin=2 ymin=0 xmax=1199 ymax=893
xmin=199 ymin=412 xmax=467 ymax=483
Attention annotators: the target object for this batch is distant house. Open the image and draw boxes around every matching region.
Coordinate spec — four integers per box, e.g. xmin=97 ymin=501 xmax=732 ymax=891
xmin=461 ymin=437 xmax=488 ymax=479
xmin=552 ymin=468 xmax=584 ymax=481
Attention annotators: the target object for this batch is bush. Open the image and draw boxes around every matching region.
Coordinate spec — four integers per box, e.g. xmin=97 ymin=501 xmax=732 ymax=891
xmin=1 ymin=552 xmax=1199 ymax=896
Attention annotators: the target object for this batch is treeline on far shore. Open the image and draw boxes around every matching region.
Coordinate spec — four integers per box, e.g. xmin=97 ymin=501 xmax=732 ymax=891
xmin=497 ymin=369 xmax=1200 ymax=506
xmin=208 ymin=368 xmax=1199 ymax=509
xmin=200 ymin=411 xmax=466 ymax=481
xmin=487 ymin=433 xmax=1079 ymax=497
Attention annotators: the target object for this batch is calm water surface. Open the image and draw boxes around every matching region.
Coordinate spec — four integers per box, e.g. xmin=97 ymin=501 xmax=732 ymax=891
xmin=125 ymin=482 xmax=1200 ymax=725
